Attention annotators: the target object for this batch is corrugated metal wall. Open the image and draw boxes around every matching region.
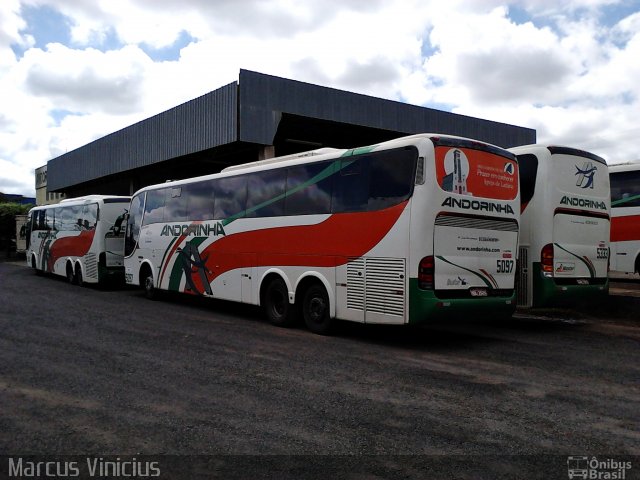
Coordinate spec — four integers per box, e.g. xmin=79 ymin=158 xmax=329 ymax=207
xmin=48 ymin=81 xmax=238 ymax=191
xmin=47 ymin=70 xmax=536 ymax=192
xmin=238 ymin=70 xmax=536 ymax=149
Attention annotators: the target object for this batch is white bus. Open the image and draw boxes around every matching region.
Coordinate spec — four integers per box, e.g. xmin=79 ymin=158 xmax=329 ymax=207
xmin=508 ymin=145 xmax=610 ymax=307
xmin=609 ymin=162 xmax=640 ymax=275
xmin=26 ymin=195 xmax=130 ymax=285
xmin=124 ymin=134 xmax=520 ymax=334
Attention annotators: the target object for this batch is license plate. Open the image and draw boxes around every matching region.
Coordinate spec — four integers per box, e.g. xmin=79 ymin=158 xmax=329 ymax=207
xmin=577 ymin=279 xmax=589 ymax=285
xmin=470 ymin=288 xmax=488 ymax=297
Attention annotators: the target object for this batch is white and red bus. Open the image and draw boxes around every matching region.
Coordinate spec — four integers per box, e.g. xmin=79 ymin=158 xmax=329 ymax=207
xmin=124 ymin=134 xmax=520 ymax=334
xmin=508 ymin=145 xmax=610 ymax=307
xmin=609 ymin=163 xmax=640 ymax=275
xmin=26 ymin=195 xmax=130 ymax=285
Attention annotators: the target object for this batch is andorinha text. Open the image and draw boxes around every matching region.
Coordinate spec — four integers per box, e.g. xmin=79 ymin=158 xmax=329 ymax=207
xmin=8 ymin=457 xmax=161 ymax=478
xmin=160 ymin=222 xmax=226 ymax=237
xmin=559 ymin=195 xmax=607 ymax=210
xmin=441 ymin=197 xmax=515 ymax=215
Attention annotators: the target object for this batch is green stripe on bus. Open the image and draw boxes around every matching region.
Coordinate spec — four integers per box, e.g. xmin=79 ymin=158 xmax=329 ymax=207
xmin=167 ymin=236 xmax=209 ymax=291
xmin=221 ymin=157 xmax=356 ymax=227
xmin=611 ymin=193 xmax=640 ymax=207
xmin=435 ymin=256 xmax=493 ymax=288
xmin=553 ymin=243 xmax=596 ymax=277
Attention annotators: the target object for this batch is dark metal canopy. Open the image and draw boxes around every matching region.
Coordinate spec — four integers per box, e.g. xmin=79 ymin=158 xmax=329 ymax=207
xmin=47 ymin=69 xmax=536 ymax=196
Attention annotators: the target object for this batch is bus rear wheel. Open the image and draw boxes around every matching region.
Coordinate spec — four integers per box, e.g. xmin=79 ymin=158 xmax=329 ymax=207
xmin=302 ymin=283 xmax=332 ymax=335
xmin=32 ymin=256 xmax=42 ymax=276
xmin=74 ymin=264 xmax=83 ymax=287
xmin=66 ymin=262 xmax=75 ymax=284
xmin=263 ymin=277 xmax=294 ymax=327
xmin=142 ymin=267 xmax=156 ymax=300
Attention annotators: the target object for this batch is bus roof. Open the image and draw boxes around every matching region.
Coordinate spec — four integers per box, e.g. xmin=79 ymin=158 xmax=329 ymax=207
xmin=131 ymin=133 xmax=513 ymax=196
xmin=509 ymin=144 xmax=607 ymax=165
xmin=30 ymin=195 xmax=131 ymax=211
xmin=609 ymin=161 xmax=640 ymax=173
xmin=222 ymin=148 xmax=342 ymax=173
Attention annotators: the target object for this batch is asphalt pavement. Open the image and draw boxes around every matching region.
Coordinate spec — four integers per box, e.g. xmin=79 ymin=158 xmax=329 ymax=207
xmin=0 ymin=261 xmax=638 ymax=478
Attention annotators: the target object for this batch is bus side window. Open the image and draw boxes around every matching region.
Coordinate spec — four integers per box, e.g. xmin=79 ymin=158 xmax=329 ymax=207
xmin=125 ymin=194 xmax=144 ymax=257
xmin=165 ymin=186 xmax=188 ymax=222
xmin=58 ymin=206 xmax=77 ymax=231
xmin=26 ymin=212 xmax=32 ymax=249
xmin=246 ymin=169 xmax=285 ymax=217
xmin=285 ymin=162 xmax=333 ymax=215
xmin=214 ymin=176 xmax=247 ymax=220
xmin=35 ymin=210 xmax=43 ymax=230
xmin=368 ymin=148 xmax=415 ymax=210
xmin=44 ymin=208 xmax=54 ymax=230
xmin=611 ymin=170 xmax=640 ymax=207
xmin=185 ymin=181 xmax=215 ymax=220
xmin=82 ymin=204 xmax=98 ymax=230
xmin=517 ymin=154 xmax=538 ymax=207
xmin=332 ymin=158 xmax=370 ymax=213
xmin=143 ymin=189 xmax=167 ymax=225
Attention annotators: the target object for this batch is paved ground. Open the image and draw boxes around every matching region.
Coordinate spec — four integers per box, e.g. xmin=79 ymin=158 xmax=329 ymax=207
xmin=0 ymin=261 xmax=638 ymax=478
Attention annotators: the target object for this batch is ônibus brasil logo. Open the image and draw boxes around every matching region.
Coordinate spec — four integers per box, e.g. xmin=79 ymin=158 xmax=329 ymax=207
xmin=566 ymin=456 xmax=632 ymax=479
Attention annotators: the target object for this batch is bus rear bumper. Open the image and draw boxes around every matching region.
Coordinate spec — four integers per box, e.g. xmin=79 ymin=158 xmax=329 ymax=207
xmin=408 ymin=279 xmax=516 ymax=324
xmin=532 ymin=264 xmax=609 ymax=308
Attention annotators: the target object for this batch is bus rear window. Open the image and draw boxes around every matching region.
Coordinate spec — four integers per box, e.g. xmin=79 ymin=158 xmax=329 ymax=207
xmin=435 ymin=146 xmax=518 ymax=201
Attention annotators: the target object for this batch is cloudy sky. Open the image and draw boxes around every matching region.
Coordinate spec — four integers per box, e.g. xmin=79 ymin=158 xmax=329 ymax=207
xmin=1 ymin=0 xmax=639 ymax=196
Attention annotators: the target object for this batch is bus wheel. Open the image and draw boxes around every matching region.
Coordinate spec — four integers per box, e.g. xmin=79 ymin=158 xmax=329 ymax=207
xmin=32 ymin=256 xmax=42 ymax=276
xmin=74 ymin=264 xmax=83 ymax=287
xmin=66 ymin=262 xmax=75 ymax=284
xmin=143 ymin=269 xmax=156 ymax=300
xmin=302 ymin=283 xmax=333 ymax=335
xmin=263 ymin=277 xmax=294 ymax=327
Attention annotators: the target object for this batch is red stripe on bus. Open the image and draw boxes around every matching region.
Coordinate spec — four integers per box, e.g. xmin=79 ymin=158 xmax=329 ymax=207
xmin=611 ymin=215 xmax=640 ymax=242
xmin=47 ymin=230 xmax=96 ymax=271
xmin=187 ymin=202 xmax=407 ymax=293
xmin=159 ymin=221 xmax=203 ymax=286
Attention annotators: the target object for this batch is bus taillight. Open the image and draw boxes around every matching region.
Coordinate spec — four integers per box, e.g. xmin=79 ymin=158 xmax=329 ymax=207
xmin=418 ymin=256 xmax=435 ymax=290
xmin=541 ymin=243 xmax=554 ymax=277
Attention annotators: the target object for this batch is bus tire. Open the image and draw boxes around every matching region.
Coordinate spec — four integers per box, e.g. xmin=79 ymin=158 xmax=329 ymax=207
xmin=635 ymin=255 xmax=640 ymax=275
xmin=263 ymin=277 xmax=294 ymax=327
xmin=74 ymin=264 xmax=83 ymax=287
xmin=142 ymin=267 xmax=156 ymax=300
xmin=66 ymin=262 xmax=75 ymax=284
xmin=302 ymin=283 xmax=333 ymax=335
xmin=32 ymin=256 xmax=42 ymax=276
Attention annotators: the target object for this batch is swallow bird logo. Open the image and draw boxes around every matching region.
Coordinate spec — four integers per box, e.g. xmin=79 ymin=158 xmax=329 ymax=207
xmin=575 ymin=162 xmax=597 ymax=189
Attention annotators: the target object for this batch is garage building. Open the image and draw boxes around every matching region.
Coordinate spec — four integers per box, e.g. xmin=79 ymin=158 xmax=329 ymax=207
xmin=46 ymin=69 xmax=536 ymax=197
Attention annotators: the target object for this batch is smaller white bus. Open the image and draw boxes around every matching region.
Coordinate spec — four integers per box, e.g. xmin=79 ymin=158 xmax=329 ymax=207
xmin=609 ymin=162 xmax=640 ymax=275
xmin=509 ymin=145 xmax=610 ymax=307
xmin=26 ymin=195 xmax=130 ymax=285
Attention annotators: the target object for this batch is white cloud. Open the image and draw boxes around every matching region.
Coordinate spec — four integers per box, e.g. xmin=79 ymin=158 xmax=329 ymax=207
xmin=22 ymin=43 xmax=151 ymax=114
xmin=1 ymin=0 xmax=639 ymax=197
